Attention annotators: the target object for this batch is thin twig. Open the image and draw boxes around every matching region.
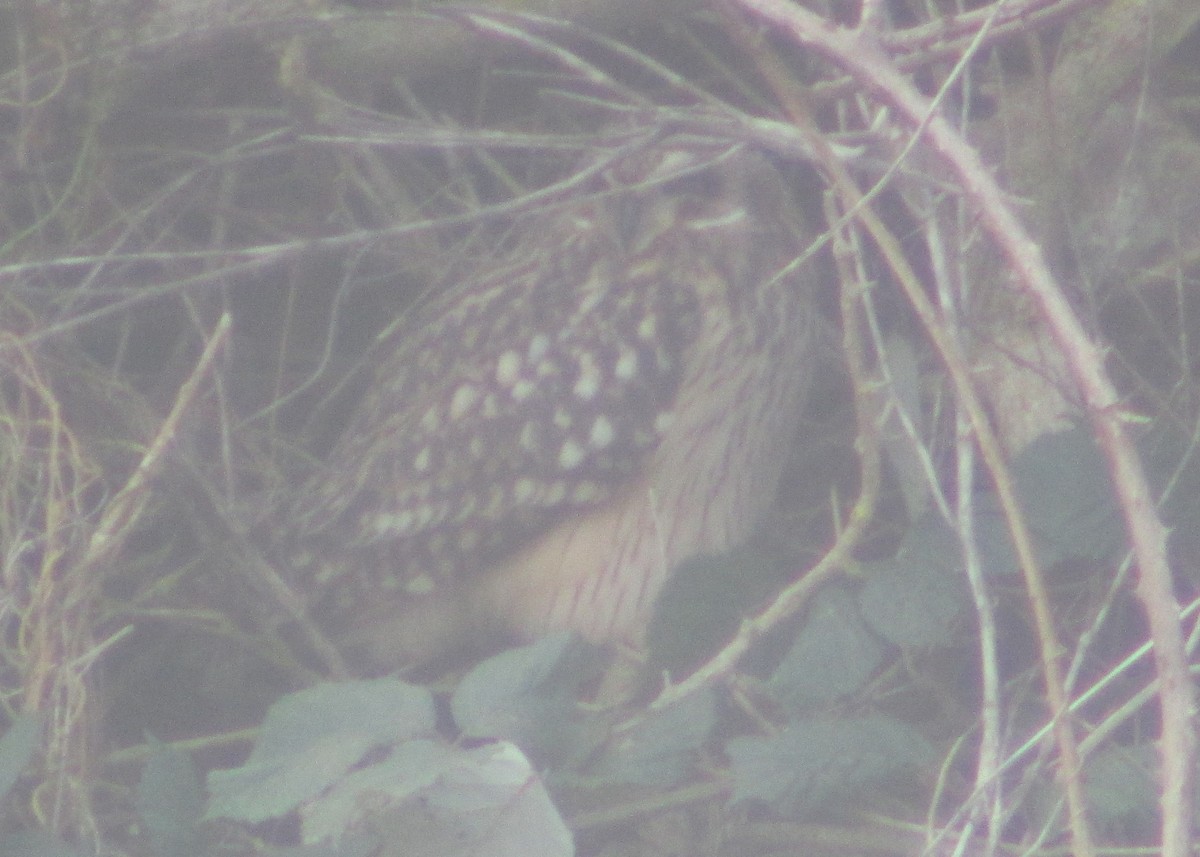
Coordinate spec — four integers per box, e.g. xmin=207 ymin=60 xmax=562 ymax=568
xmin=80 ymin=313 xmax=232 ymax=574
xmin=648 ymin=178 xmax=883 ymax=713
xmin=733 ymin=3 xmax=1193 ymax=855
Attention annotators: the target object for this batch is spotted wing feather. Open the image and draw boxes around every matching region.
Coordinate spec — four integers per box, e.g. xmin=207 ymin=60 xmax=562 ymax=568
xmin=302 ymin=194 xmax=703 ymax=583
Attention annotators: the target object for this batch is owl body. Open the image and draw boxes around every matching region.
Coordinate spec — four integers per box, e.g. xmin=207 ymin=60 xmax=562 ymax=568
xmin=300 ymin=143 xmax=814 ymax=663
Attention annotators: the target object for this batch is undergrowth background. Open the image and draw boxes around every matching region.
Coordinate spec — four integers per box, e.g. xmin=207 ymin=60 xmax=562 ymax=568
xmin=0 ymin=0 xmax=1198 ymax=855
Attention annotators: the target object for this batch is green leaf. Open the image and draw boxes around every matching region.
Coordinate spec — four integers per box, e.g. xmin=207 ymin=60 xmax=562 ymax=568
xmin=137 ymin=739 xmax=205 ymax=857
xmin=301 ymin=739 xmax=458 ymax=843
xmin=858 ymin=517 xmax=966 ymax=648
xmin=728 ymin=717 xmax=932 ymax=816
xmin=304 ymin=740 xmax=573 ymax=857
xmin=0 ymin=832 xmax=90 ymax=857
xmin=1140 ymin=424 xmax=1200 ymax=583
xmin=450 ymin=633 xmax=593 ymax=765
xmin=0 ymin=714 xmax=42 ymax=805
xmin=973 ymin=496 xmax=1020 ymax=577
xmin=647 ymin=545 xmax=787 ymax=678
xmin=206 ymin=678 xmax=436 ymax=823
xmin=589 ymin=690 xmax=716 ymax=788
xmin=1013 ymin=427 xmax=1124 ymax=565
xmin=975 ymin=427 xmax=1126 ymax=576
xmin=769 ymin=586 xmax=885 ymax=711
xmin=1084 ymin=744 xmax=1157 ymax=832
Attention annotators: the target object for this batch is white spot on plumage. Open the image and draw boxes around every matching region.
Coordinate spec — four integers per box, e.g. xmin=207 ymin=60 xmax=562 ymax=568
xmin=449 ymin=384 xmax=478 ymax=420
xmin=577 ymin=289 xmax=603 ymax=316
xmin=495 ymin=350 xmax=521 ymax=386
xmin=528 ymin=333 xmax=550 ymax=363
xmin=574 ymin=352 xmax=601 ymax=400
xmin=589 ymin=416 xmax=614 ymax=449
xmin=514 ymin=478 xmax=536 ymax=502
xmin=512 ymin=380 xmax=536 ymax=401
xmin=519 ymin=422 xmax=539 ymax=451
xmin=373 ymin=510 xmax=413 ymax=534
xmin=615 ymin=346 xmax=638 ymax=380
xmin=558 ymin=439 xmax=585 ymax=470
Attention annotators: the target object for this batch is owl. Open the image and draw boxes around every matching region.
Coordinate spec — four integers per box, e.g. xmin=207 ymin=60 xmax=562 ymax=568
xmin=295 ymin=139 xmax=816 ymax=666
